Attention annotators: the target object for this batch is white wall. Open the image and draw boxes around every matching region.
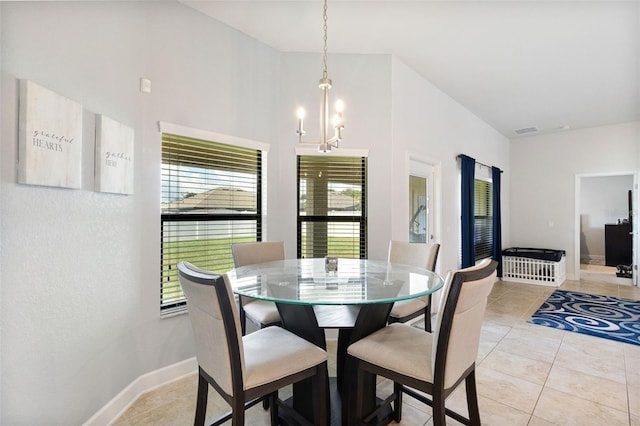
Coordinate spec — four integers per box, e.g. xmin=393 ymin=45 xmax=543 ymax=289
xmin=0 ymin=2 xmax=279 ymax=424
xmin=510 ymin=121 xmax=640 ymax=279
xmin=580 ymin=175 xmax=634 ymax=262
xmin=390 ymin=57 xmax=511 ymax=275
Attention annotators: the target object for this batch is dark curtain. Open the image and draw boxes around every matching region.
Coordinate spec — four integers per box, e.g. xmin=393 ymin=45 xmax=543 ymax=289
xmin=492 ymin=166 xmax=503 ymax=277
xmin=460 ymin=155 xmax=476 ymax=268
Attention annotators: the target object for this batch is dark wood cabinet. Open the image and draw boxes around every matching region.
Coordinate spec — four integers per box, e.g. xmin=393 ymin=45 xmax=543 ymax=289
xmin=605 ymin=223 xmax=632 ymax=266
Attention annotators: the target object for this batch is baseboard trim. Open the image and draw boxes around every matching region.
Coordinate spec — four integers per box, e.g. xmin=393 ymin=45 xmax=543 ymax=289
xmin=83 ymin=357 xmax=197 ymax=426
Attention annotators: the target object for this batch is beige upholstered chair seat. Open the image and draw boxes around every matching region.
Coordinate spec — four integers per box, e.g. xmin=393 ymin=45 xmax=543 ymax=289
xmin=243 ymin=300 xmax=282 ymax=326
xmin=388 ymin=297 xmax=428 ymax=319
xmin=348 ymin=323 xmax=434 ymax=382
xmin=243 ymin=326 xmax=327 ymax=390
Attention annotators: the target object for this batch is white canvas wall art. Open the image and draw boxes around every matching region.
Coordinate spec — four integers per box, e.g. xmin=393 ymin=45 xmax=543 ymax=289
xmin=18 ymin=80 xmax=83 ymax=189
xmin=95 ymin=114 xmax=134 ymax=195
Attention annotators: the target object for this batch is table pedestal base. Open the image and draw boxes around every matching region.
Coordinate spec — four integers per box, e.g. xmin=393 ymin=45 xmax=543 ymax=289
xmin=279 ymin=377 xmax=394 ymax=426
xmin=277 ymin=303 xmax=394 ymax=425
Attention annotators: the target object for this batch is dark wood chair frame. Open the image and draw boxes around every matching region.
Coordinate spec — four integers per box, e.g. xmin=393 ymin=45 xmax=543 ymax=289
xmin=344 ymin=260 xmax=498 ymax=426
xmin=387 ymin=243 xmax=441 ymax=332
xmin=178 ymin=263 xmax=329 ymax=426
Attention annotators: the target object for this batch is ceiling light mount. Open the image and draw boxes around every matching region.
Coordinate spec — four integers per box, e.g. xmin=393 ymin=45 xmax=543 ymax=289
xmin=514 ymin=126 xmax=539 ymax=135
xmin=296 ymin=0 xmax=344 ymax=153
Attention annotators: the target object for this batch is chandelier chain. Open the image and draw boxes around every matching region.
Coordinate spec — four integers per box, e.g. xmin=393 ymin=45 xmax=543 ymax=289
xmin=322 ymin=0 xmax=328 ymax=79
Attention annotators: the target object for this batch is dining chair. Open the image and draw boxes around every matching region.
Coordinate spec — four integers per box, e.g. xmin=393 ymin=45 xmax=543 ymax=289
xmin=231 ymin=241 xmax=284 ymax=335
xmin=177 ymin=261 xmax=329 ymax=426
xmin=386 ymin=241 xmax=440 ymax=331
xmin=344 ymin=258 xmax=497 ymax=426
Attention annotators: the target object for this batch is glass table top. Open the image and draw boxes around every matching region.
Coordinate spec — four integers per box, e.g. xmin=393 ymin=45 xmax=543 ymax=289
xmin=227 ymin=258 xmax=444 ymax=306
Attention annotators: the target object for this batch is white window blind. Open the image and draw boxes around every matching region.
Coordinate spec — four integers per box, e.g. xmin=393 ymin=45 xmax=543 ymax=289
xmin=161 ymin=133 xmax=262 ymax=314
xmin=297 ymin=155 xmax=367 ymax=259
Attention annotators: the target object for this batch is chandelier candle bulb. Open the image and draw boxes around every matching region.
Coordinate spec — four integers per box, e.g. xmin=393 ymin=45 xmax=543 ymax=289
xmin=296 ymin=107 xmax=306 ymax=138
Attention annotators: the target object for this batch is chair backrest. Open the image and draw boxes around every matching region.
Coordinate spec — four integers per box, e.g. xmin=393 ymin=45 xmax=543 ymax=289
xmin=177 ymin=262 xmax=245 ymax=397
xmin=432 ymin=258 xmax=497 ymax=390
xmin=232 ymin=241 xmax=285 ymax=267
xmin=387 ymin=240 xmax=440 ymax=271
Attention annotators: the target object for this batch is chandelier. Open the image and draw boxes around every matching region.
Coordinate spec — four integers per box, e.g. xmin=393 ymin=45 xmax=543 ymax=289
xmin=296 ymin=0 xmax=344 ymax=153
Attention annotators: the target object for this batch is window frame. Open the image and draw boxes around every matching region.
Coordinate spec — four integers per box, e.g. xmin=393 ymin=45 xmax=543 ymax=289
xmin=296 ymin=150 xmax=368 ymax=259
xmin=158 ymin=122 xmax=269 ymax=316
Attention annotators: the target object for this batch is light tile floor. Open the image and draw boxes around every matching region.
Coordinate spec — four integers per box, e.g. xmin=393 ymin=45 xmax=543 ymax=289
xmin=113 ymin=277 xmax=640 ymax=425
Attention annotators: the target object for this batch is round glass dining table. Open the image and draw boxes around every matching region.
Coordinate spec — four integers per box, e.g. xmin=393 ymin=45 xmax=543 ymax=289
xmin=227 ymin=258 xmax=444 ymax=425
xmin=228 ymin=257 xmax=443 ymax=351
xmin=228 ymin=257 xmax=443 ymax=305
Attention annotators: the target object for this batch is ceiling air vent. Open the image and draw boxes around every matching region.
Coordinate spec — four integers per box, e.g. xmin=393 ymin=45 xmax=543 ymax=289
xmin=514 ymin=126 xmax=538 ymax=135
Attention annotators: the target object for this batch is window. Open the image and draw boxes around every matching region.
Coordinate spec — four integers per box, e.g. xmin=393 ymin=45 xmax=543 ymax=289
xmin=474 ymin=175 xmax=493 ymax=261
xmin=409 ymin=175 xmax=427 ymax=243
xmin=161 ymin=133 xmax=263 ymax=315
xmin=297 ymin=155 xmax=367 ymax=259
xmin=460 ymin=155 xmax=500 ymax=268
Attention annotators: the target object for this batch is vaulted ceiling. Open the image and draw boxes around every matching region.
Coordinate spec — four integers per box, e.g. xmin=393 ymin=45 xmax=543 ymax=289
xmin=182 ymin=1 xmax=639 ymax=139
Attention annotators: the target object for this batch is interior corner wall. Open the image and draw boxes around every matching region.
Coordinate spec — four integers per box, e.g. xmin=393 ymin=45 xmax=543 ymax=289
xmin=273 ymin=53 xmax=393 ymax=261
xmin=510 ymin=121 xmax=640 ymax=279
xmin=0 ymin=2 xmax=279 ymax=424
xmin=390 ymin=57 xmax=511 ymax=275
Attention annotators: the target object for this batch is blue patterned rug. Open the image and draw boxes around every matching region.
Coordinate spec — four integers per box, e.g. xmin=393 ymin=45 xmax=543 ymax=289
xmin=528 ymin=289 xmax=640 ymax=346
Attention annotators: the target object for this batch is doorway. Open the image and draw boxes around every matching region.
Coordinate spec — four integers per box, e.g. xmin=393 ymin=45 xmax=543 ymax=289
xmin=575 ymin=172 xmax=637 ymax=285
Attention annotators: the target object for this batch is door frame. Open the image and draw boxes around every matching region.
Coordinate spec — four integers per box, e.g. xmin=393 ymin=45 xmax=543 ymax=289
xmin=574 ymin=171 xmax=638 ymax=285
